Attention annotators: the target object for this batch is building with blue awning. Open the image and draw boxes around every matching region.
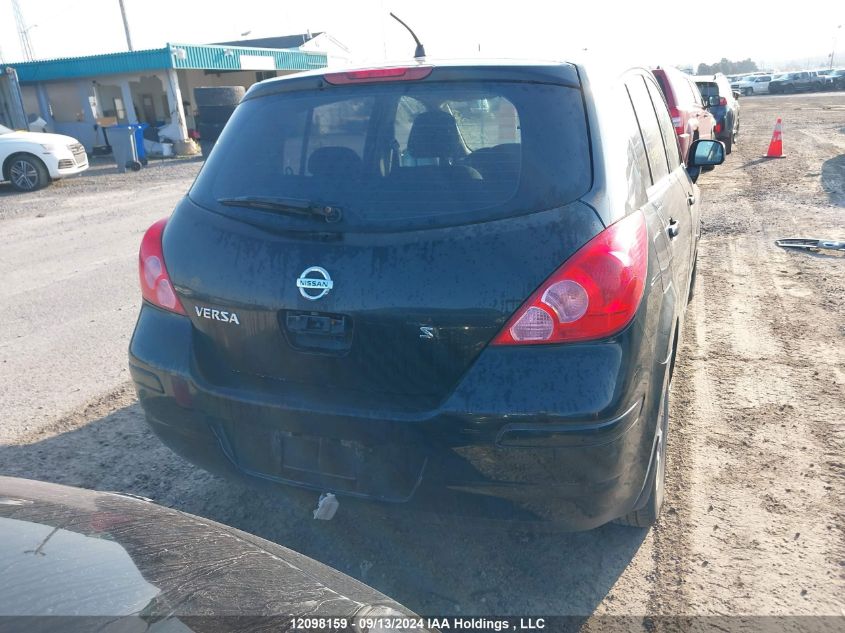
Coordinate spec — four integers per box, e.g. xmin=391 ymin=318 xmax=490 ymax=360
xmin=7 ymin=34 xmax=344 ymax=151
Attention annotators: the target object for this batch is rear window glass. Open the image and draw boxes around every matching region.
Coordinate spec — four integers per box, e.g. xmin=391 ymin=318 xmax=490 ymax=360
xmin=190 ymin=81 xmax=591 ymax=230
xmin=627 ymin=77 xmax=669 ymax=183
xmin=654 ymin=73 xmax=672 ymax=105
xmin=687 ymin=80 xmax=702 ymax=106
xmin=695 ymin=81 xmax=719 ymax=98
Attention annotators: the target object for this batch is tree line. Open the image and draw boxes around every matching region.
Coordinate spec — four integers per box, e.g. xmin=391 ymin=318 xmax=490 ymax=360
xmin=696 ymin=58 xmax=759 ymax=75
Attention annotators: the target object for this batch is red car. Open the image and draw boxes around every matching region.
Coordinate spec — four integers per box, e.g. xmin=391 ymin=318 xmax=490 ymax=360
xmin=652 ymin=66 xmax=716 ymax=163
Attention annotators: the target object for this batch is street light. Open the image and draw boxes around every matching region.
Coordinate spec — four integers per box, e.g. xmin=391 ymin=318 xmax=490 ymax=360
xmin=831 ymin=24 xmax=842 ymax=70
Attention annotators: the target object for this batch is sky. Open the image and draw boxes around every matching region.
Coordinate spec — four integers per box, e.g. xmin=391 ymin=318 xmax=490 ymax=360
xmin=0 ymin=0 xmax=843 ymax=70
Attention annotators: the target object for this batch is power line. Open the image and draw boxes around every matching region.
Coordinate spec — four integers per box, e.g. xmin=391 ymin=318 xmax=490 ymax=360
xmin=12 ymin=0 xmax=37 ymax=61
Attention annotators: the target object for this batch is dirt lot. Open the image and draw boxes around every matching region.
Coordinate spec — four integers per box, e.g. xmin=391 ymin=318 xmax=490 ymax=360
xmin=1 ymin=94 xmax=843 ymax=622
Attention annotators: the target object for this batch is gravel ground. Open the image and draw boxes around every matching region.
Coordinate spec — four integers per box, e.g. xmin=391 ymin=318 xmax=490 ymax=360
xmin=0 ymin=95 xmax=843 ymax=622
xmin=0 ymin=156 xmax=202 ymax=441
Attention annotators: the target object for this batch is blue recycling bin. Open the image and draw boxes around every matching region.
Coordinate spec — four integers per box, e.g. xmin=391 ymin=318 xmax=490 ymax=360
xmin=112 ymin=123 xmax=149 ymax=163
xmin=134 ymin=123 xmax=149 ymax=161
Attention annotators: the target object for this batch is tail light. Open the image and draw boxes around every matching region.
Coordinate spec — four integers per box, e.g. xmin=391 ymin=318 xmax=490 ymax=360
xmin=715 ymin=122 xmax=722 ymax=134
xmin=492 ymin=211 xmax=648 ymax=346
xmin=719 ymin=96 xmax=727 ymax=106
xmin=324 ymin=66 xmax=432 ymax=85
xmin=139 ymin=218 xmax=186 ymax=315
xmin=669 ymin=107 xmax=683 ymax=135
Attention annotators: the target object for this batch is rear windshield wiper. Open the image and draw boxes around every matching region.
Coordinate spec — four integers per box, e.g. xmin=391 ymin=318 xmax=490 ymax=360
xmin=217 ymin=196 xmax=342 ymax=223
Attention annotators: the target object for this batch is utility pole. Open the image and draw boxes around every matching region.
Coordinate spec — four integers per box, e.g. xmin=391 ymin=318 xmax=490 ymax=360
xmin=12 ymin=0 xmax=36 ymax=61
xmin=831 ymin=25 xmax=842 ymax=70
xmin=118 ymin=0 xmax=134 ymax=51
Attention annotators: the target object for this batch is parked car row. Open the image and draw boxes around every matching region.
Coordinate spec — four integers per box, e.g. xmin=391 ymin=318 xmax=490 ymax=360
xmin=652 ymin=66 xmax=718 ymax=162
xmin=651 ymin=66 xmax=744 ymax=161
xmin=816 ymin=68 xmax=845 ymax=91
xmin=769 ymin=71 xmax=826 ymax=94
xmin=652 ymin=67 xmax=742 ymax=156
xmin=729 ymin=69 xmax=845 ymax=95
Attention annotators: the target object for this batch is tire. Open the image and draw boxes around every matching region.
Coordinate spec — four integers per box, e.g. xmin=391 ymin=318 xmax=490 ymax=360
xmin=196 ymin=122 xmax=227 ymax=145
xmin=743 ymin=88 xmax=752 ymax=96
xmin=199 ymin=140 xmax=216 ymax=158
xmin=193 ymin=86 xmax=245 ymax=107
xmin=7 ymin=154 xmax=50 ymax=192
xmin=614 ymin=376 xmax=669 ymax=528
xmin=723 ymin=133 xmax=732 ymax=155
xmin=196 ymin=105 xmax=237 ymax=126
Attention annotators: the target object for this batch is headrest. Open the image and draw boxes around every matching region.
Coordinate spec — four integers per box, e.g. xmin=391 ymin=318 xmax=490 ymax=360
xmin=406 ymin=110 xmax=464 ymax=161
xmin=308 ymin=146 xmax=362 ymax=177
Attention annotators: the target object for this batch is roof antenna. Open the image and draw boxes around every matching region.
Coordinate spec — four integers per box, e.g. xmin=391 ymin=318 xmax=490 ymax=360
xmin=389 ymin=12 xmax=425 ymax=59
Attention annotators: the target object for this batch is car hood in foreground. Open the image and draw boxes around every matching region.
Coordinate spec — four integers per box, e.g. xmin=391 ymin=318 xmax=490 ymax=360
xmin=0 ymin=477 xmax=412 ymax=624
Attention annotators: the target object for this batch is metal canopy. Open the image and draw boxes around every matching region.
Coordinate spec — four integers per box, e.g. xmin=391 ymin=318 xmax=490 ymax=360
xmin=11 ymin=43 xmax=327 ymax=82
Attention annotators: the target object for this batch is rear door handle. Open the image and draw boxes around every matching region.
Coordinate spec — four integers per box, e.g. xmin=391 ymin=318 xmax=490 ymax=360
xmin=666 ymin=218 xmax=680 ymax=239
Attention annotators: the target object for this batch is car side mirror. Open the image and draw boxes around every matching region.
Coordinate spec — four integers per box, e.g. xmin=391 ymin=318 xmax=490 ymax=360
xmin=686 ymin=139 xmax=725 ymax=183
xmin=733 ymin=90 xmax=741 ymax=100
xmin=707 ymin=95 xmax=720 ymax=107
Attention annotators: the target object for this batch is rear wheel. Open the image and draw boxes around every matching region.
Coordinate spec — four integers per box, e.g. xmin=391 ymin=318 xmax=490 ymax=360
xmin=8 ymin=155 xmax=50 ymax=192
xmin=614 ymin=377 xmax=669 ymax=528
xmin=723 ymin=133 xmax=732 ymax=154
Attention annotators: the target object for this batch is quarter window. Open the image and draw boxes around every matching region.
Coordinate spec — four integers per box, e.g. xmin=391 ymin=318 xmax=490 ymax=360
xmin=645 ymin=78 xmax=682 ymax=170
xmin=616 ymin=84 xmax=651 ymax=199
xmin=626 ymin=76 xmax=669 ymax=183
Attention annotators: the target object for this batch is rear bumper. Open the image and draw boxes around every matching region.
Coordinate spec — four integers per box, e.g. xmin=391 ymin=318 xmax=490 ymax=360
xmin=713 ymin=114 xmax=734 ymax=140
xmin=130 ymin=304 xmax=664 ymax=530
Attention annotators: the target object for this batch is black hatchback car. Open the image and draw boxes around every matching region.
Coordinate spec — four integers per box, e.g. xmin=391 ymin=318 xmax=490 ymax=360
xmin=129 ymin=60 xmax=723 ymax=530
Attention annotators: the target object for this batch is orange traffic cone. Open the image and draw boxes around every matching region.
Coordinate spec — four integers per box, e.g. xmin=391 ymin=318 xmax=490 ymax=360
xmin=766 ymin=118 xmax=784 ymax=158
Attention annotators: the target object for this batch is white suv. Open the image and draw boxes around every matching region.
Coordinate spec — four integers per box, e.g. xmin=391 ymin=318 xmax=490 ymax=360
xmin=733 ymin=75 xmax=772 ymax=95
xmin=0 ymin=124 xmax=89 ymax=192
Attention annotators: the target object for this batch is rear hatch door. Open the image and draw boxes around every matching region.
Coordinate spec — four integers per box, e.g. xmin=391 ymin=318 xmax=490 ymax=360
xmin=165 ymin=67 xmax=599 ymax=409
